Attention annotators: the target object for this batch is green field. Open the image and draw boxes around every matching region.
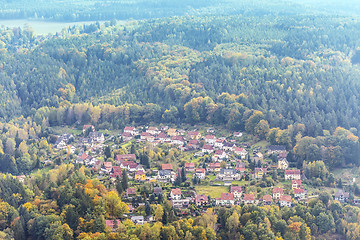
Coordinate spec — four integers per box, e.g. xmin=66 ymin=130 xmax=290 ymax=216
xmin=195 ymin=186 xmax=229 ymax=198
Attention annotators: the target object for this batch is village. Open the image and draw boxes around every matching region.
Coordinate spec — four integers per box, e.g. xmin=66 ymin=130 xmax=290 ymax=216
xmin=53 ymin=124 xmax=356 ymax=229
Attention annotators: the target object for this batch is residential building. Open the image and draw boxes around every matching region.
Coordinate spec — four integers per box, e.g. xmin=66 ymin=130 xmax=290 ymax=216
xmin=135 ymin=170 xmax=146 ymax=181
xmin=195 ymin=195 xmax=209 ymax=206
xmin=262 ymin=195 xmax=273 ymax=205
xmin=205 ymin=135 xmax=217 ymax=145
xmin=279 ymin=195 xmax=292 ymax=207
xmin=233 ymin=132 xmax=243 ymax=138
xmin=334 ymin=190 xmax=350 ymax=203
xmin=267 ymin=145 xmax=287 ymax=154
xmin=187 ymin=131 xmax=201 ymax=140
xmin=294 ymin=188 xmax=306 ymax=201
xmin=115 ymin=154 xmax=136 ymax=163
xmin=161 ymin=164 xmax=173 ymax=171
xmin=243 ymin=194 xmax=255 ymax=204
xmin=216 ymin=193 xmax=235 ymax=206
xmin=217 ymin=169 xmax=241 ymax=181
xmin=278 ymin=158 xmax=289 ymax=170
xmin=195 ymin=168 xmax=206 ymax=179
xmin=157 ymin=170 xmax=172 ymax=181
xmin=170 ymin=188 xmax=182 ymax=200
xmin=255 ymin=168 xmax=267 ymax=179
xmin=131 ymin=216 xmax=144 ymax=225
xmin=292 ymin=180 xmax=302 ymax=189
xmin=233 ymin=147 xmax=248 ymax=159
xmin=230 ymin=186 xmax=243 ymax=200
xmin=285 ymin=169 xmax=301 ymax=180
xmin=147 ymin=127 xmax=160 ymax=135
xmin=184 ymin=162 xmax=195 ymax=172
xmin=202 ymin=144 xmax=214 ymax=154
xmin=207 ymin=162 xmax=221 ymax=172
xmin=273 ymin=187 xmax=284 ymax=200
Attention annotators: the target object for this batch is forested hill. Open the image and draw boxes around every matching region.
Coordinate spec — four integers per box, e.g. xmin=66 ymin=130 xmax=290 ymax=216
xmin=1 ymin=14 xmax=360 ymax=135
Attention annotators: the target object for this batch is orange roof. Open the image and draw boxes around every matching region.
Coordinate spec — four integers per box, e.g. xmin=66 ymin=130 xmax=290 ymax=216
xmin=273 ymin=187 xmax=284 ymax=194
xmin=243 ymin=194 xmax=255 ymax=201
xmin=280 ymin=195 xmax=292 ymax=202
xmin=220 ymin=192 xmax=234 ymax=201
xmin=162 ymin=164 xmax=173 ymax=170
xmin=263 ymin=195 xmax=273 ymax=202
xmin=185 ymin=163 xmax=195 ymax=168
xmin=171 ymin=188 xmax=181 ymax=196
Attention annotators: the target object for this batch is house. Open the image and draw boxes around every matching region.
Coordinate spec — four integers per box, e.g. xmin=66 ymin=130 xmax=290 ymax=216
xmin=255 ymin=168 xmax=267 ymax=179
xmin=167 ymin=128 xmax=178 ymax=137
xmin=243 ymin=194 xmax=255 ymax=204
xmin=131 ymin=216 xmax=144 ymax=225
xmin=157 ymin=170 xmax=172 ymax=181
xmin=285 ymin=169 xmax=301 ymax=180
xmin=187 ymin=131 xmax=201 ymax=140
xmin=262 ymin=195 xmax=273 ymax=205
xmin=230 ymin=186 xmax=243 ymax=200
xmin=234 ymin=132 xmax=243 ymax=138
xmin=103 ymin=162 xmax=113 ymax=172
xmin=124 ymin=126 xmax=138 ymax=135
xmin=121 ymin=132 xmax=133 ymax=142
xmin=89 ymin=132 xmax=105 ymax=143
xmin=354 ymin=199 xmax=360 ymax=205
xmin=195 ymin=168 xmax=206 ymax=179
xmin=141 ymin=132 xmax=155 ymax=142
xmin=233 ymin=147 xmax=248 ymax=159
xmin=267 ymin=145 xmax=287 ymax=154
xmin=161 ymin=164 xmax=173 ymax=171
xmin=110 ymin=166 xmax=123 ymax=178
xmin=216 ymin=193 xmax=235 ymax=206
xmin=236 ymin=162 xmax=246 ymax=173
xmin=205 ymin=135 xmax=217 ymax=145
xmin=195 ymin=195 xmax=209 ymax=206
xmin=172 ymin=199 xmax=190 ymax=208
xmin=184 ymin=162 xmax=195 ymax=172
xmin=55 ymin=138 xmax=67 ymax=149
xmin=170 ymin=188 xmax=182 ymax=200
xmin=171 ymin=136 xmax=185 ymax=145
xmin=157 ymin=133 xmax=170 ymax=142
xmin=222 ymin=142 xmax=236 ymax=151
xmin=217 ymin=169 xmax=241 ymax=181
xmin=279 ymin=195 xmax=292 ymax=207
xmin=273 ymin=187 xmax=284 ymax=200
xmin=207 ymin=162 xmax=221 ymax=172
xmin=202 ymin=145 xmax=214 ymax=154
xmin=120 ymin=161 xmax=137 ymax=171
xmin=213 ymin=150 xmax=228 ymax=161
xmin=278 ymin=158 xmax=289 ymax=170
xmin=147 ymin=127 xmax=161 ymax=135
xmin=135 ymin=170 xmax=146 ymax=181
xmin=294 ymin=188 xmax=306 ymax=201
xmin=292 ymin=180 xmax=302 ymax=189
xmin=127 ymin=188 xmax=137 ymax=197
xmin=215 ymin=139 xmax=225 ymax=148
xmin=83 ymin=125 xmax=95 ymax=133
xmin=115 ymin=154 xmax=136 ymax=163
xmin=105 ymin=219 xmax=120 ymax=231
xmin=188 ymin=139 xmax=200 ymax=149
xmin=334 ymin=190 xmax=350 ymax=203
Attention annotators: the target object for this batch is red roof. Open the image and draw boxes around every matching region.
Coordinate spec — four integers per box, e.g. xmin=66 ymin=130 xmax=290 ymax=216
xmin=141 ymin=132 xmax=152 ymax=137
xmin=203 ymin=144 xmax=214 ymax=150
xmin=83 ymin=125 xmax=94 ymax=130
xmin=263 ymin=195 xmax=273 ymax=202
xmin=124 ymin=126 xmax=135 ymax=131
xmin=171 ymin=188 xmax=181 ymax=196
xmin=148 ymin=127 xmax=159 ymax=131
xmin=195 ymin=168 xmax=205 ymax=173
xmin=292 ymin=180 xmax=302 ymax=185
xmin=162 ymin=164 xmax=173 ymax=170
xmin=172 ymin=136 xmax=184 ymax=141
xmin=105 ymin=219 xmax=120 ymax=229
xmin=273 ymin=187 xmax=284 ymax=194
xmin=220 ymin=192 xmax=234 ymax=201
xmin=294 ymin=189 xmax=305 ymax=194
xmin=243 ymin=194 xmax=255 ymax=201
xmin=285 ymin=169 xmax=301 ymax=175
xmin=80 ymin=153 xmax=88 ymax=160
xmin=195 ymin=194 xmax=209 ymax=202
xmin=255 ymin=168 xmax=267 ymax=173
xmin=188 ymin=139 xmax=199 ymax=145
xmin=157 ymin=133 xmax=168 ymax=139
xmin=230 ymin=186 xmax=242 ymax=193
xmin=104 ymin=162 xmax=112 ymax=169
xmin=121 ymin=161 xmax=136 ymax=167
xmin=135 ymin=170 xmax=145 ymax=176
xmin=234 ymin=147 xmax=245 ymax=152
xmin=280 ymin=195 xmax=292 ymax=202
xmin=185 ymin=163 xmax=195 ymax=168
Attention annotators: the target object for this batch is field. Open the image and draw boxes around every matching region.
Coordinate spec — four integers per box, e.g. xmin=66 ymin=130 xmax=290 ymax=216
xmin=195 ymin=185 xmax=229 ymax=198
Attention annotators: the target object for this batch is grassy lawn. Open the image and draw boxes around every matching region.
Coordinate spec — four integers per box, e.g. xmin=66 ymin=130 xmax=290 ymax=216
xmin=195 ymin=186 xmax=229 ymax=198
xmin=231 ymin=180 xmax=249 ymax=186
xmin=252 ymin=140 xmax=270 ymax=150
xmin=207 ymin=175 xmax=216 ymax=181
